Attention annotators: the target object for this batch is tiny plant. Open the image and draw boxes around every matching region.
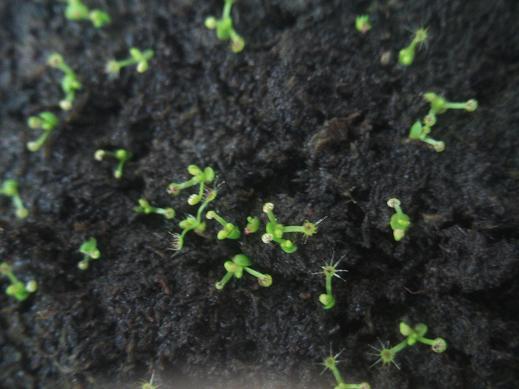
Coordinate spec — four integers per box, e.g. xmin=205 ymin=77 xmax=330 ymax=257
xmin=139 ymin=371 xmax=158 ymax=389
xmin=105 ymin=48 xmax=154 ymax=77
xmin=205 ymin=0 xmax=245 ymax=53
xmin=244 ymin=216 xmax=260 ymax=235
xmin=134 ymin=198 xmax=175 ymax=220
xmin=64 ymin=0 xmax=111 ymax=28
xmin=261 ymin=202 xmax=318 ymax=254
xmin=0 ymin=262 xmax=37 ymax=301
xmin=322 ymin=352 xmax=371 ymax=389
xmin=167 ymin=165 xmax=215 ymax=205
xmin=206 ymin=210 xmax=241 ymax=240
xmin=78 ymin=237 xmax=101 ymax=270
xmin=215 ymin=254 xmax=272 ymax=290
xmin=387 ymin=198 xmax=410 ymax=241
xmin=398 ymin=27 xmax=428 ymax=66
xmin=424 ymin=92 xmax=478 ymax=115
xmin=26 ymin=112 xmax=59 ymax=152
xmin=355 ymin=15 xmax=372 ymax=34
xmin=47 ymin=53 xmax=82 ymax=110
xmin=317 ymin=258 xmax=348 ymax=310
xmin=94 ymin=148 xmax=132 ymax=179
xmin=408 ymin=118 xmax=445 ymax=152
xmin=0 ymin=179 xmax=29 ymax=219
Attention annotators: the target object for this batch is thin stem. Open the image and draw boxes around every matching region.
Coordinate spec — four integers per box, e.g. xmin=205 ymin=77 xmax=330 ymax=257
xmin=283 ymin=225 xmax=305 ymax=234
xmin=216 ymin=271 xmax=233 ymax=288
xmin=444 ymin=102 xmax=467 ymax=110
xmin=223 ymin=0 xmax=233 ymax=19
xmin=244 ymin=267 xmax=267 ymax=280
xmin=325 ymin=273 xmax=333 ymax=296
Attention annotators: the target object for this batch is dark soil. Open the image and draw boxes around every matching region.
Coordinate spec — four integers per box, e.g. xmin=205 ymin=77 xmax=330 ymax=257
xmin=1 ymin=0 xmax=519 ymax=388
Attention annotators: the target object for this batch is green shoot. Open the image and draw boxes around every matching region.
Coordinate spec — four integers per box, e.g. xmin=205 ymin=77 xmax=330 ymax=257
xmin=206 ymin=210 xmax=240 ymax=240
xmin=355 ymin=15 xmax=372 ymax=34
xmin=26 ymin=112 xmax=59 ymax=152
xmin=0 ymin=262 xmax=37 ymax=301
xmin=94 ymin=148 xmax=132 ymax=179
xmin=423 ymin=92 xmax=478 ymax=115
xmin=64 ymin=0 xmax=111 ymax=28
xmin=261 ymin=202 xmax=318 ymax=254
xmin=408 ymin=119 xmax=445 ymax=152
xmin=78 ymin=237 xmax=101 ymax=270
xmin=47 ymin=53 xmax=82 ymax=111
xmin=316 ymin=258 xmax=347 ymax=310
xmin=371 ymin=322 xmax=447 ymax=369
xmin=387 ymin=198 xmax=410 ymax=241
xmin=398 ymin=27 xmax=428 ymax=66
xmin=167 ymin=165 xmax=215 ymax=205
xmin=322 ymin=352 xmax=371 ymax=389
xmin=134 ymin=198 xmax=175 ymax=220
xmin=139 ymin=371 xmax=158 ymax=389
xmin=244 ymin=216 xmax=260 ymax=235
xmin=205 ymin=0 xmax=245 ymax=53
xmin=0 ymin=179 xmax=29 ymax=219
xmin=215 ymin=254 xmax=272 ymax=290
xmin=105 ymin=48 xmax=154 ymax=76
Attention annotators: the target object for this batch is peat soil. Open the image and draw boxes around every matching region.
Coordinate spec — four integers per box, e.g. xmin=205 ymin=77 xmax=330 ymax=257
xmin=1 ymin=0 xmax=519 ymax=388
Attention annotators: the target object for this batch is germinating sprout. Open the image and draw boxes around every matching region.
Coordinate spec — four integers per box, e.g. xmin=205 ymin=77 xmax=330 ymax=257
xmin=167 ymin=165 xmax=215 ymax=205
xmin=139 ymin=371 xmax=158 ymax=389
xmin=398 ymin=27 xmax=428 ymax=66
xmin=105 ymin=48 xmax=154 ymax=76
xmin=64 ymin=0 xmax=111 ymax=28
xmin=47 ymin=53 xmax=82 ymax=110
xmin=355 ymin=15 xmax=372 ymax=34
xmin=215 ymin=254 xmax=272 ymax=290
xmin=94 ymin=148 xmax=132 ymax=179
xmin=424 ymin=92 xmax=478 ymax=115
xmin=206 ymin=210 xmax=241 ymax=240
xmin=244 ymin=216 xmax=260 ymax=235
xmin=315 ymin=257 xmax=348 ymax=310
xmin=26 ymin=111 xmax=59 ymax=152
xmin=134 ymin=198 xmax=175 ymax=220
xmin=77 ymin=237 xmax=101 ymax=270
xmin=408 ymin=118 xmax=445 ymax=152
xmin=205 ymin=0 xmax=245 ymax=53
xmin=0 ymin=262 xmax=37 ymax=301
xmin=322 ymin=351 xmax=371 ymax=389
xmin=387 ymin=198 xmax=410 ymax=241
xmin=0 ymin=179 xmax=29 ymax=219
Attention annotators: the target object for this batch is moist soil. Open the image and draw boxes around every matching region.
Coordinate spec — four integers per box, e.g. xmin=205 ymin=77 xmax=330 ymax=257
xmin=1 ymin=0 xmax=519 ymax=388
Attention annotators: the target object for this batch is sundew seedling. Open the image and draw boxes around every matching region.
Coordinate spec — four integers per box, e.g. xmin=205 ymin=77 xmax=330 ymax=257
xmin=206 ymin=210 xmax=241 ymax=240
xmin=167 ymin=165 xmax=215 ymax=205
xmin=322 ymin=352 xmax=371 ymax=389
xmin=47 ymin=53 xmax=82 ymax=110
xmin=0 ymin=262 xmax=37 ymax=301
xmin=94 ymin=148 xmax=132 ymax=179
xmin=105 ymin=48 xmax=154 ymax=77
xmin=77 ymin=237 xmax=101 ymax=270
xmin=0 ymin=179 xmax=29 ymax=219
xmin=370 ymin=322 xmax=447 ymax=369
xmin=355 ymin=15 xmax=372 ymax=34
xmin=215 ymin=254 xmax=272 ymax=290
xmin=398 ymin=27 xmax=428 ymax=66
xmin=424 ymin=92 xmax=478 ymax=115
xmin=64 ymin=0 xmax=111 ymax=28
xmin=261 ymin=202 xmax=319 ymax=254
xmin=134 ymin=198 xmax=175 ymax=220
xmin=316 ymin=258 xmax=348 ymax=310
xmin=26 ymin=112 xmax=59 ymax=152
xmin=244 ymin=216 xmax=260 ymax=235
xmin=408 ymin=118 xmax=445 ymax=152
xmin=205 ymin=0 xmax=245 ymax=53
xmin=387 ymin=198 xmax=410 ymax=241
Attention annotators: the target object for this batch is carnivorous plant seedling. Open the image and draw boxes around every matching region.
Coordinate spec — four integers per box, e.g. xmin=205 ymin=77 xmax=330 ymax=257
xmin=322 ymin=352 xmax=371 ymax=389
xmin=0 ymin=179 xmax=29 ymax=219
xmin=94 ymin=148 xmax=131 ymax=179
xmin=408 ymin=118 xmax=445 ymax=152
xmin=26 ymin=112 xmax=59 ymax=152
xmin=355 ymin=15 xmax=372 ymax=34
xmin=244 ymin=216 xmax=260 ymax=234
xmin=0 ymin=262 xmax=37 ymax=301
xmin=134 ymin=198 xmax=175 ymax=219
xmin=424 ymin=92 xmax=478 ymax=115
xmin=206 ymin=210 xmax=240 ymax=240
xmin=105 ymin=48 xmax=154 ymax=76
xmin=215 ymin=254 xmax=272 ymax=290
xmin=205 ymin=0 xmax=245 ymax=53
xmin=64 ymin=0 xmax=111 ymax=28
xmin=398 ymin=27 xmax=428 ymax=66
xmin=317 ymin=258 xmax=348 ymax=310
xmin=77 ymin=237 xmax=101 ymax=270
xmin=47 ymin=53 xmax=82 ymax=110
xmin=167 ymin=165 xmax=215 ymax=205
xmin=387 ymin=198 xmax=410 ymax=241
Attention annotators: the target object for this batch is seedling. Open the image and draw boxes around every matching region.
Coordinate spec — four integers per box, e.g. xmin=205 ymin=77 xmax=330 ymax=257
xmin=47 ymin=53 xmax=82 ymax=110
xmin=370 ymin=322 xmax=447 ymax=368
xmin=26 ymin=112 xmax=59 ymax=152
xmin=134 ymin=198 xmax=175 ymax=219
xmin=398 ymin=27 xmax=428 ymax=66
xmin=423 ymin=92 xmax=478 ymax=115
xmin=206 ymin=210 xmax=240 ymax=240
xmin=316 ymin=258 xmax=348 ymax=310
xmin=322 ymin=352 xmax=371 ymax=389
xmin=0 ymin=262 xmax=37 ymax=301
xmin=215 ymin=254 xmax=272 ymax=290
xmin=167 ymin=165 xmax=215 ymax=205
xmin=244 ymin=216 xmax=260 ymax=234
xmin=355 ymin=15 xmax=372 ymax=34
xmin=77 ymin=237 xmax=101 ymax=270
xmin=387 ymin=198 xmax=410 ymax=241
xmin=205 ymin=0 xmax=245 ymax=53
xmin=94 ymin=148 xmax=131 ymax=179
xmin=64 ymin=0 xmax=111 ymax=28
xmin=0 ymin=179 xmax=29 ymax=219
xmin=140 ymin=371 xmax=158 ymax=389
xmin=408 ymin=119 xmax=445 ymax=152
xmin=261 ymin=202 xmax=318 ymax=254
xmin=105 ymin=48 xmax=154 ymax=76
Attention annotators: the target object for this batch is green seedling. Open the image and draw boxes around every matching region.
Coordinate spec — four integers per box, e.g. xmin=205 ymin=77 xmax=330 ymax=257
xmin=94 ymin=148 xmax=131 ymax=179
xmin=322 ymin=352 xmax=371 ymax=389
xmin=215 ymin=254 xmax=272 ymax=290
xmin=355 ymin=15 xmax=372 ymax=34
xmin=387 ymin=198 xmax=410 ymax=241
xmin=26 ymin=112 xmax=59 ymax=152
xmin=64 ymin=0 xmax=111 ymax=28
xmin=424 ymin=92 xmax=478 ymax=115
xmin=398 ymin=27 xmax=428 ymax=66
xmin=244 ymin=216 xmax=260 ymax=235
xmin=167 ymin=165 xmax=215 ymax=205
xmin=370 ymin=321 xmax=447 ymax=369
xmin=78 ymin=237 xmax=101 ymax=270
xmin=105 ymin=48 xmax=154 ymax=76
xmin=0 ymin=262 xmax=37 ymax=301
xmin=408 ymin=118 xmax=445 ymax=152
xmin=206 ymin=210 xmax=240 ymax=240
xmin=134 ymin=198 xmax=175 ymax=219
xmin=0 ymin=179 xmax=29 ymax=219
xmin=140 ymin=371 xmax=158 ymax=389
xmin=261 ymin=202 xmax=319 ymax=254
xmin=205 ymin=0 xmax=245 ymax=53
xmin=47 ymin=53 xmax=82 ymax=111
xmin=316 ymin=258 xmax=347 ymax=310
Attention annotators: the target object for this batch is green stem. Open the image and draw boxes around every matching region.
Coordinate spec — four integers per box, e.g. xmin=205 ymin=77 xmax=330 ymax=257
xmin=223 ymin=0 xmax=234 ymax=19
xmin=283 ymin=225 xmax=305 ymax=234
xmin=390 ymin=339 xmax=409 ymax=355
xmin=325 ymin=273 xmax=333 ymax=296
xmin=444 ymin=102 xmax=467 ymax=110
xmin=216 ymin=271 xmax=233 ymax=288
xmin=244 ymin=267 xmax=266 ymax=280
